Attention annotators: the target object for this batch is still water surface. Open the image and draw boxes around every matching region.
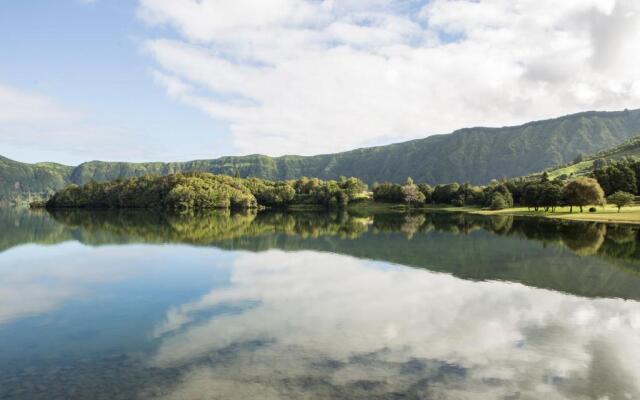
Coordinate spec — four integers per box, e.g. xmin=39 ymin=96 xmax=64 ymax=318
xmin=1 ymin=208 xmax=640 ymax=399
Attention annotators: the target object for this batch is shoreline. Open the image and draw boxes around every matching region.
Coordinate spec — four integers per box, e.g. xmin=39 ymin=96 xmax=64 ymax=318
xmin=431 ymin=205 xmax=640 ymax=225
xmin=346 ymin=200 xmax=640 ymax=225
xmin=20 ymin=200 xmax=640 ymax=225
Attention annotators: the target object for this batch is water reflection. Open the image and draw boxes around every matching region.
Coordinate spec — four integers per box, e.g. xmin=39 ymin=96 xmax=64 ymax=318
xmin=2 ymin=208 xmax=640 ymax=300
xmin=1 ymin=208 xmax=640 ymax=399
xmin=149 ymin=251 xmax=640 ymax=399
xmin=4 ymin=208 xmax=635 ymax=261
xmin=0 ymin=244 xmax=138 ymax=325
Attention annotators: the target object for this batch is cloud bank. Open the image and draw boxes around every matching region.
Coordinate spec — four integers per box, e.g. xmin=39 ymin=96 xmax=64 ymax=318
xmin=139 ymin=0 xmax=640 ymax=156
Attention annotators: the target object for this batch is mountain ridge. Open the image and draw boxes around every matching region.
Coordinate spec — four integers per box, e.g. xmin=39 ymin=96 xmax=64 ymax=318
xmin=2 ymin=108 xmax=640 ymax=204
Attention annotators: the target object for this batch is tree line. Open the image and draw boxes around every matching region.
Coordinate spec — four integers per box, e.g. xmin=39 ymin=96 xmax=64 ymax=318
xmin=45 ymin=173 xmax=369 ymax=210
xmin=44 ymin=163 xmax=636 ymax=212
xmin=373 ymin=173 xmax=620 ymax=212
xmin=373 ymin=178 xmax=515 ymax=210
xmin=592 ymin=157 xmax=640 ymax=196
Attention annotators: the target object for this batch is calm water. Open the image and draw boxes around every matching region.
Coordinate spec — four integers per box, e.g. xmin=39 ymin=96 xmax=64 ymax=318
xmin=1 ymin=208 xmax=640 ymax=399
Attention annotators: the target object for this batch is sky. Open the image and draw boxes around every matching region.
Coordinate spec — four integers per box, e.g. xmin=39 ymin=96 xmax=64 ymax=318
xmin=1 ymin=0 xmax=640 ymax=165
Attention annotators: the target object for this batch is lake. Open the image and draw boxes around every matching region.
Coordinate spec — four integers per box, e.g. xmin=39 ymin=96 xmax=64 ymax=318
xmin=1 ymin=208 xmax=639 ymax=399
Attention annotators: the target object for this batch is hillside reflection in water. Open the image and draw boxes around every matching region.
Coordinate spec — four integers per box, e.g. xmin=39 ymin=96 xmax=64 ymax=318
xmin=0 ymin=208 xmax=639 ymax=399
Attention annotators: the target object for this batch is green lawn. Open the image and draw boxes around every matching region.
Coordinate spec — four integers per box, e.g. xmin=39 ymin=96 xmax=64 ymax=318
xmin=445 ymin=204 xmax=640 ymax=224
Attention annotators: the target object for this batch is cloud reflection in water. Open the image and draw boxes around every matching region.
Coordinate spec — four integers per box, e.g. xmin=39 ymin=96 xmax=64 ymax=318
xmin=150 ymin=250 xmax=640 ymax=399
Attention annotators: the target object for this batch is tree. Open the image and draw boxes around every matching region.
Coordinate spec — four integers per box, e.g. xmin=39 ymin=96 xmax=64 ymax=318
xmin=401 ymin=177 xmax=426 ymax=206
xmin=561 ymin=177 xmax=605 ymax=213
xmin=540 ymin=171 xmax=549 ymax=183
xmin=539 ymin=182 xmax=562 ymax=212
xmin=489 ymin=193 xmax=508 ymax=210
xmin=522 ymin=183 xmax=542 ymax=211
xmin=607 ymin=191 xmax=635 ymax=213
xmin=432 ymin=183 xmax=460 ymax=204
xmin=592 ymin=162 xmax=637 ymax=195
xmin=417 ymin=184 xmax=433 ymax=203
xmin=505 ymin=179 xmax=525 ymax=204
xmin=483 ymin=182 xmax=513 ymax=209
xmin=339 ymin=177 xmax=367 ymax=201
xmin=372 ymin=182 xmax=404 ymax=203
xmin=592 ymin=158 xmax=607 ymax=170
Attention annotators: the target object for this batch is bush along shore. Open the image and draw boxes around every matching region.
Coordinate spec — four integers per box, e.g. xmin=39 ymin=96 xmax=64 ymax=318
xmin=372 ymin=174 xmax=613 ymax=213
xmin=43 ymin=172 xmax=369 ymax=211
xmin=41 ymin=169 xmax=635 ymax=218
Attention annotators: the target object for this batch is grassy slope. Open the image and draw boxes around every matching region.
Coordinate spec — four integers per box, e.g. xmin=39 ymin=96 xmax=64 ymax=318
xmin=3 ymin=109 xmax=640 ymax=202
xmin=547 ymin=136 xmax=640 ymax=179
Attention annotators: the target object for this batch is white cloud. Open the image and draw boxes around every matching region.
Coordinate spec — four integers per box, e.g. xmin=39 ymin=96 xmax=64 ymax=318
xmin=139 ymin=0 xmax=640 ymax=156
xmin=0 ymin=244 xmax=144 ymax=325
xmin=0 ymin=84 xmax=74 ymax=123
xmin=0 ymin=82 xmax=185 ymax=163
xmin=0 ymin=83 xmax=98 ymax=162
xmin=148 ymin=250 xmax=640 ymax=399
xmin=0 ymin=243 xmax=230 ymax=326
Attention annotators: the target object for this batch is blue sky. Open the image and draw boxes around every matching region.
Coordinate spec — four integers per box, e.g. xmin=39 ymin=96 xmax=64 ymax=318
xmin=0 ymin=0 xmax=230 ymax=164
xmin=1 ymin=0 xmax=639 ymax=165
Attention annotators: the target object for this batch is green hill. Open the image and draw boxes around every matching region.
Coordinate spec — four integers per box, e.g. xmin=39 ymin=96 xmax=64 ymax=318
xmin=0 ymin=155 xmax=73 ymax=205
xmin=2 ymin=109 xmax=640 ymax=204
xmin=546 ymin=135 xmax=640 ymax=180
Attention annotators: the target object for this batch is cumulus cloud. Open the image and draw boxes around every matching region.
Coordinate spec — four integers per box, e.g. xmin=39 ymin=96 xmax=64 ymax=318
xmin=148 ymin=250 xmax=640 ymax=399
xmin=138 ymin=0 xmax=640 ymax=156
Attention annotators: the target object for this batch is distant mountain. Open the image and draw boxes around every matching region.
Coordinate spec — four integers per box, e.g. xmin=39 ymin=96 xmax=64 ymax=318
xmin=0 ymin=155 xmax=73 ymax=204
xmin=2 ymin=109 xmax=640 ymax=204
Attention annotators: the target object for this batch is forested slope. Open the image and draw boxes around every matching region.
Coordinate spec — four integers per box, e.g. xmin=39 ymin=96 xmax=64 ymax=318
xmin=2 ymin=109 xmax=640 ymax=203
xmin=0 ymin=156 xmax=73 ymax=204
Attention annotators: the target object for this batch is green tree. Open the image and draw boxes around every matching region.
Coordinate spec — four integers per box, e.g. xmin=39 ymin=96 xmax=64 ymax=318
xmin=401 ymin=177 xmax=426 ymax=206
xmin=561 ymin=177 xmax=605 ymax=213
xmin=539 ymin=182 xmax=562 ymax=212
xmin=417 ymin=183 xmax=433 ymax=203
xmin=607 ymin=191 xmax=635 ymax=212
xmin=592 ymin=158 xmax=607 ymax=170
xmin=432 ymin=183 xmax=460 ymax=204
xmin=489 ymin=193 xmax=508 ymax=210
xmin=540 ymin=171 xmax=549 ymax=183
xmin=372 ymin=182 xmax=404 ymax=203
xmin=340 ymin=177 xmax=367 ymax=200
xmin=522 ymin=183 xmax=542 ymax=211
xmin=592 ymin=160 xmax=638 ymax=195
xmin=483 ymin=182 xmax=513 ymax=209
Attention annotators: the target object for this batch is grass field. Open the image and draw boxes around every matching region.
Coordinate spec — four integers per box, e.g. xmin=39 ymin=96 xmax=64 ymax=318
xmin=295 ymin=200 xmax=640 ymax=225
xmin=444 ymin=204 xmax=640 ymax=224
xmin=545 ymin=160 xmax=594 ymax=180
